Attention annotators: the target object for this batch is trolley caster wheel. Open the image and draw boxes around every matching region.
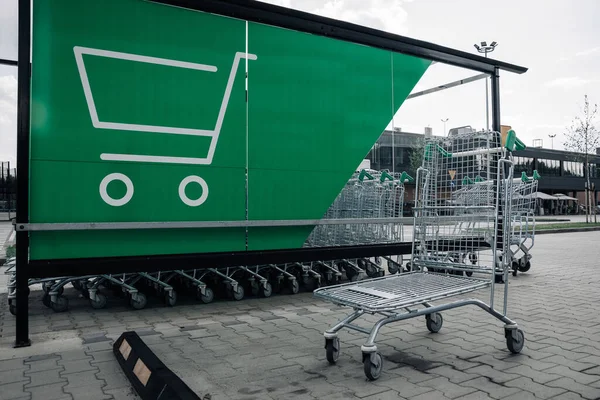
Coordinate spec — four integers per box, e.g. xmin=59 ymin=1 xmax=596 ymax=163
xmin=42 ymin=293 xmax=51 ymax=308
xmin=50 ymin=296 xmax=69 ymax=313
xmin=89 ymin=293 xmax=107 ymax=310
xmin=164 ymin=291 xmax=177 ymax=307
xmin=72 ymin=280 xmax=82 ymax=291
xmin=197 ymin=287 xmax=214 ymax=304
xmin=9 ymin=304 xmax=17 ymax=316
xmin=365 ymin=265 xmax=379 ymax=278
xmin=518 ymin=261 xmax=531 ymax=273
xmin=260 ymin=282 xmax=273 ymax=298
xmin=426 ymin=312 xmax=443 ymax=333
xmin=42 ymin=282 xmax=52 ymax=294
xmin=289 ymin=279 xmax=300 ymax=294
xmin=130 ymin=293 xmax=147 ymax=310
xmin=405 ymin=261 xmax=412 ymax=272
xmin=363 ymin=352 xmax=383 ymax=381
xmin=325 ymin=337 xmax=340 ymax=364
xmin=388 ymin=263 xmax=400 ymax=274
xmin=465 ymin=271 xmax=473 ymax=277
xmin=506 ymin=328 xmax=525 ymax=354
xmin=512 ymin=269 xmax=518 ymax=277
xmin=231 ymin=285 xmax=245 ymax=301
xmin=80 ymin=288 xmax=91 ymax=299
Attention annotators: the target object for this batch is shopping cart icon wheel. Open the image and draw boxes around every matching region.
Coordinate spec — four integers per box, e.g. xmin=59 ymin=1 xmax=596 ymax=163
xmin=100 ymin=173 xmax=134 ymax=207
xmin=179 ymin=175 xmax=209 ymax=207
xmin=99 ymin=173 xmax=209 ymax=207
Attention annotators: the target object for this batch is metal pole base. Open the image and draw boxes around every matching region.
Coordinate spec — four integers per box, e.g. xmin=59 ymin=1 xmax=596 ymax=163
xmin=13 ymin=338 xmax=31 ymax=348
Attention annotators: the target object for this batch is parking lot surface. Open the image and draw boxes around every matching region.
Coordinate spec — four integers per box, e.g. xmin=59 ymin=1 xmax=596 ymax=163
xmin=1 ymin=231 xmax=599 ymax=400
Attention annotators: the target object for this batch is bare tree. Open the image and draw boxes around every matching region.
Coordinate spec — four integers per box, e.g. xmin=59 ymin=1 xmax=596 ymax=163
xmin=563 ymin=94 xmax=600 ymax=223
xmin=409 ymin=135 xmax=427 ymax=176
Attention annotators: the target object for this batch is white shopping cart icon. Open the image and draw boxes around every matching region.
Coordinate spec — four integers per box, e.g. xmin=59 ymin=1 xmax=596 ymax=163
xmin=74 ymin=46 xmax=257 ymax=207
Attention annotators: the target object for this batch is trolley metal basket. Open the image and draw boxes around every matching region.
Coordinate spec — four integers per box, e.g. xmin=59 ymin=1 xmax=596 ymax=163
xmin=313 ymin=130 xmax=527 ymax=381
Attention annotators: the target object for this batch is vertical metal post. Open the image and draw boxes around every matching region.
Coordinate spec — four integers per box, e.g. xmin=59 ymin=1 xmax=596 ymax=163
xmin=14 ymin=0 xmax=32 ymax=348
xmin=490 ymin=66 xmax=504 ymax=293
xmin=6 ymin=162 xmax=11 ymax=214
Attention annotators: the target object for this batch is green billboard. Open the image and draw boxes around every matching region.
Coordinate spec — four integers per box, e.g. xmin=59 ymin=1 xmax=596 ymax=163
xmin=29 ymin=0 xmax=430 ymax=260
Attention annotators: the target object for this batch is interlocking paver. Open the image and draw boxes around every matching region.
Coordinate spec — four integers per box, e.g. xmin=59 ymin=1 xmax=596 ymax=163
xmin=24 ymin=369 xmax=66 ymax=389
xmin=1 ymin=232 xmax=600 ymax=400
xmin=461 ymin=376 xmax=520 ymax=399
xmin=504 ymin=377 xmax=567 ymax=399
xmin=1 ymin=367 xmax=30 ymax=384
xmin=545 ymin=378 xmax=600 ymax=400
xmin=25 ymin=382 xmax=69 ymax=400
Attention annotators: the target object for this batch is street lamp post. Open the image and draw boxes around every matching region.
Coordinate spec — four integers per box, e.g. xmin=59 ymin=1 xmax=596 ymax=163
xmin=474 ymin=41 xmax=498 ymax=131
xmin=548 ymin=134 xmax=556 ymax=149
xmin=441 ymin=118 xmax=449 ymax=135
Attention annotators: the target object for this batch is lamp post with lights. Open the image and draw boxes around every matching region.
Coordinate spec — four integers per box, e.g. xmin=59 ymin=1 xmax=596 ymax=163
xmin=548 ymin=134 xmax=556 ymax=149
xmin=441 ymin=118 xmax=449 ymax=135
xmin=474 ymin=41 xmax=498 ymax=131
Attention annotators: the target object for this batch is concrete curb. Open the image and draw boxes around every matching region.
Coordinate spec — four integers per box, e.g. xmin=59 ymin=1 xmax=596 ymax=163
xmin=535 ymin=226 xmax=600 ymax=235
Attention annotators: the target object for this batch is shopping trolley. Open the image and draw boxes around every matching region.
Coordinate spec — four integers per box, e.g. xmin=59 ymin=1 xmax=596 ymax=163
xmin=313 ymin=130 xmax=525 ymax=381
xmin=305 ymin=169 xmax=411 ymax=280
xmin=508 ymin=171 xmax=540 ymax=276
xmin=74 ymin=46 xmax=257 ymax=206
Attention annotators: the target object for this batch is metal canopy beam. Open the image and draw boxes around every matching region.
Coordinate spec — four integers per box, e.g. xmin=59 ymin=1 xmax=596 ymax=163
xmin=152 ymin=0 xmax=528 ymax=75
xmin=406 ymin=73 xmax=488 ymax=100
xmin=0 ymin=58 xmax=18 ymax=67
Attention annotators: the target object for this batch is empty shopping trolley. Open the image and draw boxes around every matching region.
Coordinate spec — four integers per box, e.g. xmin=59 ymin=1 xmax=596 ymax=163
xmin=313 ymin=129 xmax=525 ymax=381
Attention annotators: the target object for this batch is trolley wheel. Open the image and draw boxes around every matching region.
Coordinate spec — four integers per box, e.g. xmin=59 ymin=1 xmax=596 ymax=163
xmin=231 ymin=285 xmax=245 ymax=301
xmin=518 ymin=261 xmax=531 ymax=273
xmin=260 ymin=282 xmax=273 ymax=298
xmin=164 ymin=290 xmax=177 ymax=307
xmin=426 ymin=312 xmax=443 ymax=333
xmin=50 ymin=296 xmax=69 ymax=313
xmin=9 ymin=304 xmax=17 ymax=316
xmin=42 ymin=293 xmax=51 ymax=308
xmin=345 ymin=267 xmax=357 ymax=281
xmin=325 ymin=337 xmax=340 ymax=364
xmin=466 ymin=271 xmax=473 ymax=277
xmin=197 ymin=287 xmax=214 ymax=304
xmin=405 ymin=261 xmax=412 ymax=272
xmin=506 ymin=328 xmax=525 ymax=354
xmin=469 ymin=253 xmax=478 ymax=264
xmin=89 ymin=293 xmax=107 ymax=310
xmin=130 ymin=293 xmax=147 ymax=310
xmin=365 ymin=264 xmax=379 ymax=278
xmin=388 ymin=263 xmax=400 ymax=275
xmin=289 ymin=279 xmax=300 ymax=294
xmin=42 ymin=282 xmax=52 ymax=294
xmin=363 ymin=352 xmax=383 ymax=381
xmin=72 ymin=280 xmax=82 ymax=291
xmin=512 ymin=268 xmax=518 ymax=277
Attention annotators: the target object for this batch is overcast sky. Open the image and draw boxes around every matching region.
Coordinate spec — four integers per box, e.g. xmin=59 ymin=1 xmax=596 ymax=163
xmin=1 ymin=0 xmax=599 ymax=164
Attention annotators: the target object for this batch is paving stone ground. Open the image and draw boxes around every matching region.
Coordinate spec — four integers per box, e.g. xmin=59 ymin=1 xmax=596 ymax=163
xmin=1 ymin=231 xmax=600 ymax=400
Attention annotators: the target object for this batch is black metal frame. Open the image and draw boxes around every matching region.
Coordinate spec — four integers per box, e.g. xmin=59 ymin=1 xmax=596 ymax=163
xmin=14 ymin=0 xmax=524 ymax=346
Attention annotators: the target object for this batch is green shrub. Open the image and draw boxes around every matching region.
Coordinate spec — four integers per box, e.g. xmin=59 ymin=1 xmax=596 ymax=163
xmin=5 ymin=245 xmax=15 ymax=259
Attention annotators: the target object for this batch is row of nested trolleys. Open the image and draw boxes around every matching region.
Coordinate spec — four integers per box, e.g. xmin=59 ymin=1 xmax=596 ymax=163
xmin=314 ymin=130 xmax=538 ymax=380
xmin=3 ymin=167 xmax=412 ymax=313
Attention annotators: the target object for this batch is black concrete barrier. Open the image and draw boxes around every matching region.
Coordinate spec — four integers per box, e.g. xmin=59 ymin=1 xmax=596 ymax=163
xmin=113 ymin=331 xmax=200 ymax=400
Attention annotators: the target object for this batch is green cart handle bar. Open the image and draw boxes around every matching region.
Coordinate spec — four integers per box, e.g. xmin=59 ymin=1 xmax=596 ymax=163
xmin=521 ymin=170 xmax=541 ymax=182
xmin=380 ymin=171 xmax=394 ymax=183
xmin=358 ymin=169 xmax=375 ymax=182
xmin=505 ymin=129 xmax=526 ymax=152
xmin=424 ymin=143 xmax=453 ymax=160
xmin=399 ymin=171 xmax=414 ymax=183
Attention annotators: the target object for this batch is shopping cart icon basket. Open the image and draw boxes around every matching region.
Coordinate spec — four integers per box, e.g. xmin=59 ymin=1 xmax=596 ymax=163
xmin=74 ymin=46 xmax=257 ymax=207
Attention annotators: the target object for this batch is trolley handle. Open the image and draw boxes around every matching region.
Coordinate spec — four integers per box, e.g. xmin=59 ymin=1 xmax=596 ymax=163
xmin=399 ymin=171 xmax=414 ymax=183
xmin=358 ymin=169 xmax=375 ymax=182
xmin=521 ymin=170 xmax=541 ymax=182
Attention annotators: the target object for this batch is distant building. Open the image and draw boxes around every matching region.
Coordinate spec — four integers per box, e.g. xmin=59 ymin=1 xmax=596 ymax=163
xmin=363 ymin=128 xmax=600 ymax=215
